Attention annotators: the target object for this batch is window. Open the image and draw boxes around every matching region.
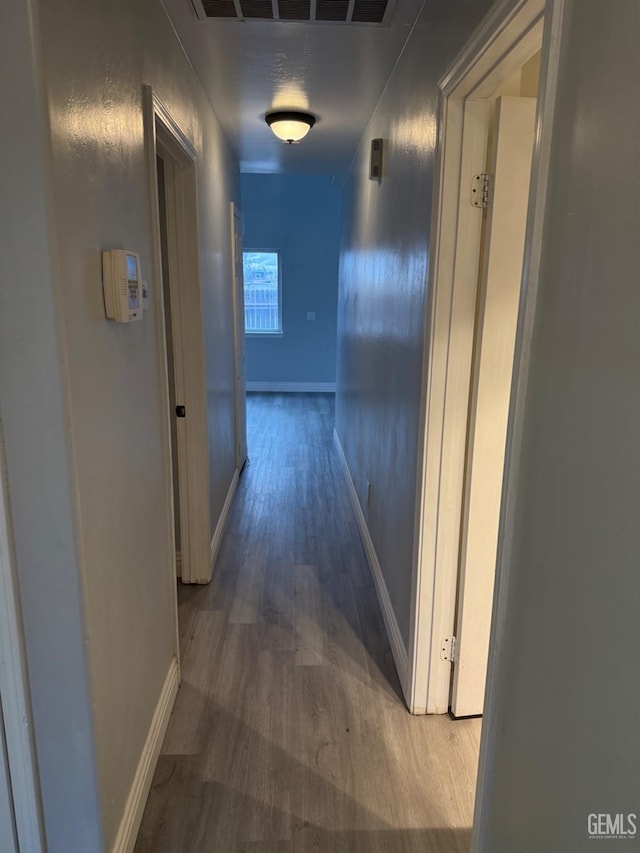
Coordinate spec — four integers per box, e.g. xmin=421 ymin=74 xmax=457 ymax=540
xmin=243 ymin=251 xmax=282 ymax=334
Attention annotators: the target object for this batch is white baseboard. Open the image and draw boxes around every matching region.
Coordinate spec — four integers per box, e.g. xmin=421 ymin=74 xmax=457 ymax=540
xmin=209 ymin=468 xmax=239 ymax=572
xmin=246 ymin=381 xmax=336 ymax=393
xmin=332 ymin=428 xmax=410 ymax=705
xmin=112 ymin=657 xmax=179 ymax=853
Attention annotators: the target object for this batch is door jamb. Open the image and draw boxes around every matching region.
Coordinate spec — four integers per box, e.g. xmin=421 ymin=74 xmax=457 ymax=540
xmin=143 ymin=85 xmax=212 ymax=597
xmin=408 ymin=0 xmax=564 ymax=715
xmin=230 ymin=202 xmax=247 ymax=471
xmin=0 ymin=428 xmax=45 ymax=850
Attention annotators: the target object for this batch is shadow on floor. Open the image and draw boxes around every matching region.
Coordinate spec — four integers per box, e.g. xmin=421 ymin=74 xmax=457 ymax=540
xmin=135 ymin=690 xmax=474 ymax=853
xmin=137 ymin=769 xmax=472 ymax=852
xmin=137 ymin=395 xmax=481 ymax=852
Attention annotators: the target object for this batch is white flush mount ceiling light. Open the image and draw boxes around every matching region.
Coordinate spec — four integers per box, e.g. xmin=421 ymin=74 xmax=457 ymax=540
xmin=265 ymin=111 xmax=316 ymax=144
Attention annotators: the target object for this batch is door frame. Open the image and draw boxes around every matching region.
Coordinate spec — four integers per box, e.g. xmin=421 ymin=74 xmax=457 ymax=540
xmin=230 ymin=202 xmax=248 ymax=471
xmin=0 ymin=427 xmax=45 ymax=850
xmin=143 ymin=86 xmax=212 ymax=588
xmin=452 ymin=93 xmax=538 ymax=718
xmin=408 ymin=0 xmax=565 ymax=714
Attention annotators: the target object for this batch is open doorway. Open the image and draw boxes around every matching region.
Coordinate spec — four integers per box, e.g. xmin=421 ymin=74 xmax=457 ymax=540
xmin=145 ymin=88 xmax=212 ymax=586
xmin=410 ymin=0 xmax=563 ymax=718
xmin=452 ymin=52 xmax=541 ymax=718
xmin=156 ymin=153 xmax=184 ymax=577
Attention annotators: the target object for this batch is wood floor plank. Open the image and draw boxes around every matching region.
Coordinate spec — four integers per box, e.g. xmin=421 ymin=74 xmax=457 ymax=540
xmin=135 ymin=393 xmax=481 ymax=853
xmin=294 ymin=564 xmax=326 ymax=666
xmin=162 ymin=610 xmax=226 ymax=756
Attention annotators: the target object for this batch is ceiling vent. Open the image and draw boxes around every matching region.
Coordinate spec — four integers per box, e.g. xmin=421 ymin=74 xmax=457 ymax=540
xmin=192 ymin=0 xmax=393 ymax=25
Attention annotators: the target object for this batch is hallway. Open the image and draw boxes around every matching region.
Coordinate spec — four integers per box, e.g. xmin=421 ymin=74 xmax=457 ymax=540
xmin=135 ymin=394 xmax=481 ymax=853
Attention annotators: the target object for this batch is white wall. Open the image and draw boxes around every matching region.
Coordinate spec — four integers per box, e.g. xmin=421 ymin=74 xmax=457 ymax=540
xmin=475 ymin=1 xmax=640 ymax=849
xmin=336 ymin=0 xmax=493 ymax=648
xmin=0 ymin=2 xmax=103 ymax=849
xmin=241 ymin=173 xmax=342 ymax=385
xmin=1 ymin=0 xmax=239 ymax=849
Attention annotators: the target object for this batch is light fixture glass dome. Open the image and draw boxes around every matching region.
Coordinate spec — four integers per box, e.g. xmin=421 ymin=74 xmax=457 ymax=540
xmin=265 ymin=111 xmax=316 ymax=144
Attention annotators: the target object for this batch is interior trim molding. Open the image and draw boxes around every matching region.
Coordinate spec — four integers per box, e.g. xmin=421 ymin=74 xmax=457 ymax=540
xmin=112 ymin=657 xmax=179 ymax=853
xmin=333 ymin=428 xmax=410 ymax=706
xmin=411 ymin=0 xmax=549 ymax=719
xmin=246 ymin=381 xmax=336 ymax=393
xmin=208 ymin=469 xmax=239 ymax=579
xmin=0 ymin=428 xmax=45 ymax=851
xmin=143 ymin=83 xmax=211 ymax=585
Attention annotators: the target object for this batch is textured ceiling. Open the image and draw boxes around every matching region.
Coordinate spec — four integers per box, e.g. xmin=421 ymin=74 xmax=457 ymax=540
xmin=162 ymin=0 xmax=425 ymax=178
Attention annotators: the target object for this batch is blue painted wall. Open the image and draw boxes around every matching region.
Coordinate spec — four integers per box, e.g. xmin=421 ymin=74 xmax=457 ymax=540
xmin=240 ymin=173 xmax=342 ymax=384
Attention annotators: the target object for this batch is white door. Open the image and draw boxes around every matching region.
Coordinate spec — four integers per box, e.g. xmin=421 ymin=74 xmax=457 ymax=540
xmin=451 ymin=96 xmax=537 ymax=717
xmin=0 ymin=706 xmax=18 ymax=853
xmin=231 ymin=203 xmax=248 ymax=470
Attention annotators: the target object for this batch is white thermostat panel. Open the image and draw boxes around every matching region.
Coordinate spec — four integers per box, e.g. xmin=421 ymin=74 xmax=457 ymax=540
xmin=102 ymin=249 xmax=144 ymax=323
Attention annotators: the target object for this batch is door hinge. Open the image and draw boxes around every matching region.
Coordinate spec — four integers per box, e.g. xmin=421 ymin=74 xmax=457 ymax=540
xmin=471 ymin=173 xmax=493 ymax=208
xmin=440 ymin=635 xmax=457 ymax=663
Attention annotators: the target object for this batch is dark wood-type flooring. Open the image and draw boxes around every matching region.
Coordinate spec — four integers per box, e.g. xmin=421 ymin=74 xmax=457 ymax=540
xmin=135 ymin=393 xmax=480 ymax=853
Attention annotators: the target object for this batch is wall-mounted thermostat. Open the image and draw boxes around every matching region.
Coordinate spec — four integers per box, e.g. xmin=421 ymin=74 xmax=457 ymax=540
xmin=102 ymin=249 xmax=143 ymax=323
